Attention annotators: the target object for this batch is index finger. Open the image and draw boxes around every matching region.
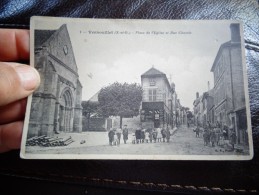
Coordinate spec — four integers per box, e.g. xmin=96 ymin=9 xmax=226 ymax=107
xmin=0 ymin=29 xmax=29 ymax=61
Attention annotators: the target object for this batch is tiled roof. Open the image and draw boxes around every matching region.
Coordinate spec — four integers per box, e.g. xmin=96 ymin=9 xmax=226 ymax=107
xmin=88 ymin=91 xmax=99 ymax=102
xmin=141 ymin=67 xmax=166 ymax=77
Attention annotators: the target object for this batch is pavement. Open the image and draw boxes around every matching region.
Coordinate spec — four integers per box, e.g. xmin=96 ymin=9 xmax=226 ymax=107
xmin=26 ymin=125 xmax=250 ymax=156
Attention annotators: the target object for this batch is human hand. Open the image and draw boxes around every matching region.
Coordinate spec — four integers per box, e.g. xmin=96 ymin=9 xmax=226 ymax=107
xmin=0 ymin=29 xmax=40 ymax=153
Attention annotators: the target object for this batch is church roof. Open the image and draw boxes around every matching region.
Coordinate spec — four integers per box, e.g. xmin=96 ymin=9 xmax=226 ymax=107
xmin=35 ymin=24 xmax=79 ymax=76
xmin=141 ymin=67 xmax=166 ymax=77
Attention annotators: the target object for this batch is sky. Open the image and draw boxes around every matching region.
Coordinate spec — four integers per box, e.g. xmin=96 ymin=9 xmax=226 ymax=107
xmin=33 ymin=17 xmax=235 ymax=109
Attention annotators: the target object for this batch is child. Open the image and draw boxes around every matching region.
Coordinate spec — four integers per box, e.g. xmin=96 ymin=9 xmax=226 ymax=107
xmin=156 ymin=128 xmax=162 ymax=142
xmin=131 ymin=132 xmax=136 ymax=144
xmin=113 ymin=130 xmax=118 ymax=146
xmin=145 ymin=131 xmax=149 ymax=143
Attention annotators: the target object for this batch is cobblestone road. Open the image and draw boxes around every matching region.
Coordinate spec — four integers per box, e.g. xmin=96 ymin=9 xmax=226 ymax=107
xmin=27 ymin=125 xmax=247 ymax=157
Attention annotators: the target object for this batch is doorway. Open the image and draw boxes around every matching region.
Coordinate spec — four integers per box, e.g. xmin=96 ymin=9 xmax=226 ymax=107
xmin=59 ymin=89 xmax=73 ymax=132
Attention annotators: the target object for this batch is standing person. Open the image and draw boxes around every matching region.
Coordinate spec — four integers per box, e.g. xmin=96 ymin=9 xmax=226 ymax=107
xmin=210 ymin=128 xmax=217 ymax=147
xmin=116 ymin=128 xmax=122 ymax=145
xmin=205 ymin=125 xmax=210 ymax=146
xmin=144 ymin=130 xmax=149 ymax=143
xmin=207 ymin=121 xmax=211 ymax=129
xmin=108 ymin=129 xmax=115 ymax=146
xmin=141 ymin=129 xmax=145 ymax=143
xmin=152 ymin=128 xmax=157 ymax=143
xmin=157 ymin=128 xmax=162 ymax=142
xmin=148 ymin=129 xmax=153 ymax=143
xmin=135 ymin=128 xmax=141 ymax=144
xmin=229 ymin=128 xmax=236 ymax=150
xmin=166 ymin=127 xmax=170 ymax=143
xmin=215 ymin=127 xmax=221 ymax=146
xmin=216 ymin=121 xmax=221 ymax=129
xmin=223 ymin=125 xmax=228 ymax=140
xmin=203 ymin=129 xmax=209 ymax=146
xmin=161 ymin=128 xmax=166 ymax=142
xmin=122 ymin=125 xmax=129 ymax=144
xmin=131 ymin=132 xmax=136 ymax=144
xmin=194 ymin=125 xmax=200 ymax=138
xmin=113 ymin=129 xmax=118 ymax=146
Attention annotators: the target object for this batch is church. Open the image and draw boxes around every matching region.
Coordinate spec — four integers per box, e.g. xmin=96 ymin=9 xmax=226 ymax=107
xmin=28 ymin=24 xmax=83 ymax=137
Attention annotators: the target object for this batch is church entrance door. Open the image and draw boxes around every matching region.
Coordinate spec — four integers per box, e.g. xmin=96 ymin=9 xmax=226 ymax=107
xmin=59 ymin=89 xmax=73 ymax=132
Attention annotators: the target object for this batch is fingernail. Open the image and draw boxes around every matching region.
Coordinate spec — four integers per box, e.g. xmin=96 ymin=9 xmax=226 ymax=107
xmin=15 ymin=66 xmax=40 ymax=91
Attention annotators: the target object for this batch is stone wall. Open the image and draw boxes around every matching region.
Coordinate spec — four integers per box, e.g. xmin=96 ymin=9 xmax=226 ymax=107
xmin=82 ymin=116 xmax=106 ymax=131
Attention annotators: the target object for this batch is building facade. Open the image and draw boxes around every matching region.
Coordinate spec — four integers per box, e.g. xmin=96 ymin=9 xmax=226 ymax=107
xmin=211 ymin=23 xmax=248 ymax=144
xmin=193 ymin=92 xmax=203 ymax=126
xmin=140 ymin=67 xmax=175 ymax=129
xmin=193 ymin=90 xmax=214 ymax=128
xmin=201 ymin=90 xmax=214 ymax=126
xmin=28 ymin=24 xmax=83 ymax=137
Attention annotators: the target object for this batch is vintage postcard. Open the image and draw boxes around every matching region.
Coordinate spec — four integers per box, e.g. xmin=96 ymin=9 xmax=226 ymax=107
xmin=20 ymin=16 xmax=253 ymax=160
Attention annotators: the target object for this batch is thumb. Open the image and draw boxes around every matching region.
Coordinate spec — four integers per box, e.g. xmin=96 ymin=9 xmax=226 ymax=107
xmin=0 ymin=62 xmax=40 ymax=106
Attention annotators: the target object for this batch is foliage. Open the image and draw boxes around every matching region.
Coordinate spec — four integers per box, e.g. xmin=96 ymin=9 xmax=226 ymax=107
xmin=98 ymin=82 xmax=142 ymax=121
xmin=187 ymin=110 xmax=194 ymax=119
xmin=81 ymin=100 xmax=100 ymax=118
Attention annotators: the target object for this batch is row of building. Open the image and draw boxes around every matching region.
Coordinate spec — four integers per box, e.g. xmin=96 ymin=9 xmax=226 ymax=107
xmin=83 ymin=67 xmax=188 ymax=131
xmin=193 ymin=23 xmax=248 ymax=145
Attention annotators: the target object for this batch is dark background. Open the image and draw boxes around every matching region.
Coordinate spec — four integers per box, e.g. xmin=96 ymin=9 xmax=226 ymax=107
xmin=0 ymin=0 xmax=258 ymax=194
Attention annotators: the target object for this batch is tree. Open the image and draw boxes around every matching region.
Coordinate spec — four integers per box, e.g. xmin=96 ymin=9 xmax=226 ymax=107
xmin=81 ymin=101 xmax=99 ymax=130
xmin=98 ymin=82 xmax=142 ymax=128
xmin=187 ymin=110 xmax=194 ymax=121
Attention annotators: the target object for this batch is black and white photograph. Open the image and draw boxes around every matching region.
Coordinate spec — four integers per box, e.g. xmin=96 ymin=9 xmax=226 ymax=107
xmin=21 ymin=16 xmax=253 ymax=160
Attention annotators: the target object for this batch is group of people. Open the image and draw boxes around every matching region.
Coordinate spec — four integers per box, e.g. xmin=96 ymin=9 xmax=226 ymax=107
xmin=108 ymin=126 xmax=171 ymax=146
xmin=194 ymin=122 xmax=237 ymax=150
xmin=132 ymin=127 xmax=171 ymax=144
xmin=108 ymin=125 xmax=129 ymax=146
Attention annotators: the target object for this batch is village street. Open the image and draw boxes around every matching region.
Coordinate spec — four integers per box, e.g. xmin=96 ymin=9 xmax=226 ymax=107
xmin=27 ymin=125 xmax=239 ymax=156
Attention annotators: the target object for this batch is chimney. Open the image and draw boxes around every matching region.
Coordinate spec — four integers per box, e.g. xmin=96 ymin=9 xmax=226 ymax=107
xmin=171 ymin=82 xmax=175 ymax=92
xmin=230 ymin=23 xmax=241 ymax=43
xmin=196 ymin=92 xmax=199 ymax=99
xmin=208 ymin=81 xmax=210 ymax=91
